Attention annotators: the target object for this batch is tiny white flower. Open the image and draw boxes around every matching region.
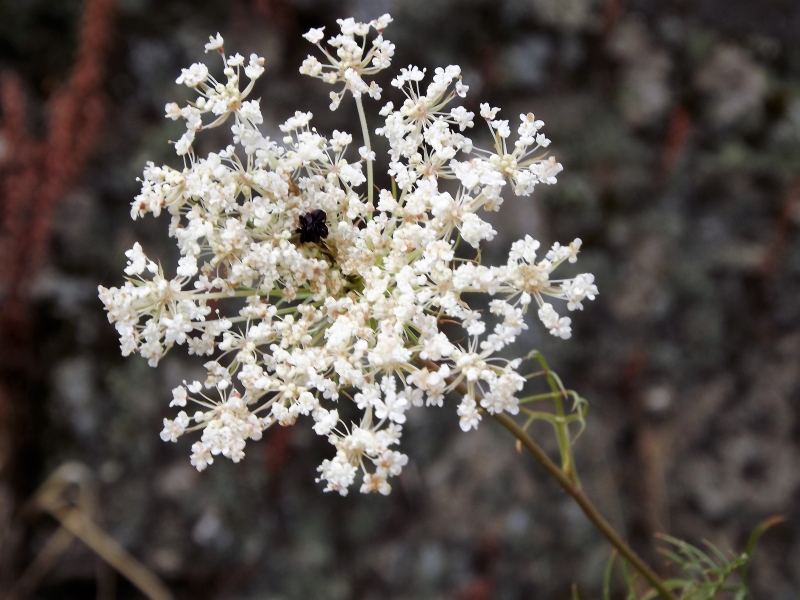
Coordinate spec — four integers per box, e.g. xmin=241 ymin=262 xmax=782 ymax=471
xmin=480 ymin=103 xmax=500 ymax=119
xmin=165 ymin=102 xmax=181 ymax=120
xmin=204 ymin=33 xmax=224 ymax=52
xmin=124 ymin=242 xmax=146 ymax=275
xmin=303 ymin=27 xmax=325 ymax=44
xmin=457 ymin=395 xmax=481 ymax=431
xmin=370 ymin=14 xmax=393 ymax=32
xmin=238 ymin=100 xmax=263 ymax=124
xmin=176 ymin=63 xmax=208 ymax=87
xmin=245 ymin=54 xmax=265 ymax=79
xmin=174 ymin=129 xmax=195 ymax=155
xmin=359 ymin=146 xmax=376 ymax=161
xmin=170 ymin=386 xmax=188 ymax=407
xmin=177 ymin=255 xmax=198 ymax=277
xmin=226 ymin=53 xmax=245 ymax=67
xmin=300 ymin=55 xmax=323 ymax=76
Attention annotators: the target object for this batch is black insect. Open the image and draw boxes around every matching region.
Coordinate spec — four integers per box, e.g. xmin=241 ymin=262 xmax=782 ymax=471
xmin=297 ymin=209 xmax=329 ymax=244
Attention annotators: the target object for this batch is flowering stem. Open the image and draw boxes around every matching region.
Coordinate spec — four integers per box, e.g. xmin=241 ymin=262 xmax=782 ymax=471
xmin=354 ymin=95 xmax=373 ymax=206
xmin=419 ymin=358 xmax=674 ymax=600
xmin=491 ymin=412 xmax=676 ymax=600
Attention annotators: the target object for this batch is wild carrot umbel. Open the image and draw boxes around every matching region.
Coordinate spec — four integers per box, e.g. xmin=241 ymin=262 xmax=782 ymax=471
xmin=99 ymin=15 xmax=597 ymax=491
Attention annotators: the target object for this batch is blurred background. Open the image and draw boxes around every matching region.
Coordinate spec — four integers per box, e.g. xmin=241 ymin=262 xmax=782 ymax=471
xmin=1 ymin=0 xmax=799 ymax=598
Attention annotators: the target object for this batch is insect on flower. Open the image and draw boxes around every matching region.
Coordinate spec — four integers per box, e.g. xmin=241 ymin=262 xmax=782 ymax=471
xmin=297 ymin=209 xmax=329 ymax=244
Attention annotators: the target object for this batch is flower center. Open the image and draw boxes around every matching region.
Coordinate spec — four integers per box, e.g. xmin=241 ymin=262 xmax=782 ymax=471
xmin=498 ymin=154 xmax=517 ymax=175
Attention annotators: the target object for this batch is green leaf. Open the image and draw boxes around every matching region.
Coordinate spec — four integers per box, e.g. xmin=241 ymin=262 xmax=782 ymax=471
xmin=603 ymin=550 xmax=617 ymax=600
xmin=739 ymin=515 xmax=784 ymax=593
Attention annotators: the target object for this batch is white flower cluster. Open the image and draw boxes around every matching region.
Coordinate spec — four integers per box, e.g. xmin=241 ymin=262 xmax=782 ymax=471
xmin=300 ymin=15 xmax=394 ymax=110
xmin=99 ymin=16 xmax=597 ymax=496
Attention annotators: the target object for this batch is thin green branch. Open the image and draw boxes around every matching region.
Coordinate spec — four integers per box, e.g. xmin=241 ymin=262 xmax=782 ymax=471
xmin=528 ymin=350 xmax=579 ymax=484
xmin=354 ymin=95 xmax=373 ymax=207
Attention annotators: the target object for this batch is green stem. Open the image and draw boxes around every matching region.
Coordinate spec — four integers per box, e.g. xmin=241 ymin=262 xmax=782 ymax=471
xmin=354 ymin=95 xmax=373 ymax=207
xmin=418 ymin=358 xmax=675 ymax=600
xmin=492 ymin=412 xmax=676 ymax=600
xmin=176 ymin=290 xmax=255 ymax=300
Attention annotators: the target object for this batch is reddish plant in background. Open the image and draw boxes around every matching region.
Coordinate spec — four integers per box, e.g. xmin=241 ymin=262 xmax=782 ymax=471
xmin=0 ymin=0 xmax=115 ymax=579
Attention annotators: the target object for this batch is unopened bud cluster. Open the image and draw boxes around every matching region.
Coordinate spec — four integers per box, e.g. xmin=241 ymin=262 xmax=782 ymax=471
xmin=99 ymin=15 xmax=597 ymax=496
